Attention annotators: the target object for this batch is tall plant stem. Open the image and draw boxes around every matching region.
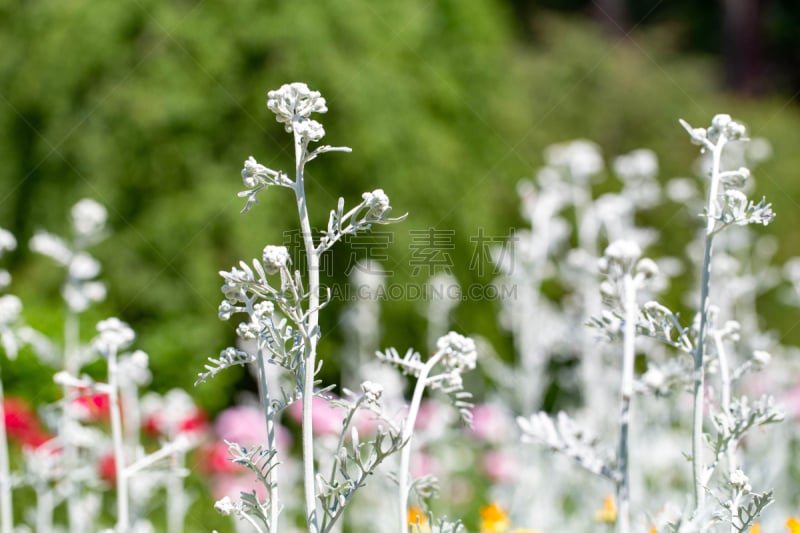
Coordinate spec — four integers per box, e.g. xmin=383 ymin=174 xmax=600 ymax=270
xmin=398 ymin=352 xmax=442 ymax=533
xmin=293 ymin=130 xmax=320 ymax=533
xmin=713 ymin=331 xmax=738 ymax=533
xmin=692 ymin=139 xmax=725 ymax=512
xmin=107 ymin=347 xmax=129 ymax=531
xmin=615 ymin=274 xmax=636 ymax=533
xmin=255 ymin=341 xmax=279 ymax=533
xmin=63 ymin=310 xmax=80 ymax=533
xmin=0 ymin=369 xmax=13 ymax=533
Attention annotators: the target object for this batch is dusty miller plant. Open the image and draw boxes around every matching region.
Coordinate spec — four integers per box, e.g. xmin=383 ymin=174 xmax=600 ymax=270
xmin=198 ymin=82 xmax=475 ymax=533
xmin=518 ymin=115 xmax=782 ymax=532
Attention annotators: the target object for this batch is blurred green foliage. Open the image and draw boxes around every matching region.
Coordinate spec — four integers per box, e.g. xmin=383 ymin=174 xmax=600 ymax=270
xmin=2 ymin=0 xmax=800 ymax=415
xmin=2 ymin=1 xmax=800 ymax=530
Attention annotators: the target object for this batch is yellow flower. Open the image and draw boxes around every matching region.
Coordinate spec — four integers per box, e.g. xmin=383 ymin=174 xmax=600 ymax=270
xmin=594 ymin=495 xmax=617 ymax=524
xmin=480 ymin=503 xmax=511 ymax=533
xmin=650 ymin=528 xmax=658 ymax=533
xmin=787 ymin=517 xmax=800 ymax=533
xmin=750 ymin=523 xmax=760 ymax=533
xmin=408 ymin=506 xmax=427 ymax=530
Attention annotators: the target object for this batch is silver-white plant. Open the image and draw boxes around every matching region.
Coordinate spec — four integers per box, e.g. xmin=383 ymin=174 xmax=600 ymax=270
xmin=518 ymin=114 xmax=782 ymax=532
xmin=199 ymin=82 xmax=475 ymax=533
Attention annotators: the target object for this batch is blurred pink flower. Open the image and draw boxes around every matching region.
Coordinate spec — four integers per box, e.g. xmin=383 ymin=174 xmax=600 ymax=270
xmin=411 ymin=450 xmax=441 ymax=479
xmin=215 ymin=405 xmax=292 ymax=448
xmin=784 ymin=383 xmax=800 ymax=420
xmin=469 ymin=403 xmax=512 ymax=444
xmin=287 ymin=396 xmax=344 ymax=436
xmin=481 ymin=449 xmax=518 ymax=483
xmin=212 ymin=473 xmax=269 ymax=502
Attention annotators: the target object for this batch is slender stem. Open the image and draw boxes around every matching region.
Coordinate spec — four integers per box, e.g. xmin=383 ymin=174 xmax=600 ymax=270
xmin=166 ymin=450 xmax=185 ymax=533
xmin=398 ymin=352 xmax=442 ymax=533
xmin=107 ymin=347 xmax=129 ymax=531
xmin=63 ymin=310 xmax=80 ymax=533
xmin=692 ymin=139 xmax=725 ymax=512
xmin=35 ymin=483 xmax=53 ymax=533
xmin=615 ymin=274 xmax=636 ymax=533
xmin=713 ymin=331 xmax=737 ymax=533
xmin=255 ymin=339 xmax=279 ymax=533
xmin=293 ymin=130 xmax=321 ymax=533
xmin=0 ymin=370 xmax=13 ymax=533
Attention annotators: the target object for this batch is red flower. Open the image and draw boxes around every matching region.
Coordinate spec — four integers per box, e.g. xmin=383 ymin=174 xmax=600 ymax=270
xmin=98 ymin=452 xmax=116 ymax=483
xmin=143 ymin=409 xmax=209 ymax=438
xmin=3 ymin=397 xmax=52 ymax=449
xmin=73 ymin=392 xmax=110 ymax=422
xmin=197 ymin=441 xmax=239 ymax=475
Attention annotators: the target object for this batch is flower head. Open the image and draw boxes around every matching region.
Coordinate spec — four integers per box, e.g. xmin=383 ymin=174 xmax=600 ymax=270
xmin=262 ymin=245 xmax=290 ymax=275
xmin=362 ymin=189 xmax=392 ymax=219
xmin=266 ymin=82 xmax=328 ymax=133
xmin=71 ymin=198 xmax=107 ymax=237
xmin=480 ymin=503 xmax=511 ymax=533
xmin=241 ymin=156 xmax=269 ymax=188
xmin=435 ymin=332 xmax=477 ymax=373
xmin=599 ymin=240 xmax=642 ymax=275
xmin=360 ymin=380 xmax=383 ymax=406
xmin=293 ymin=118 xmax=326 ymax=142
xmin=787 ymin=517 xmax=800 ymax=533
xmin=0 ymin=228 xmax=16 ymax=255
xmin=94 ymin=317 xmax=135 ymax=355
xmin=594 ymin=495 xmax=617 ymax=523
xmin=0 ymin=295 xmax=22 ymax=325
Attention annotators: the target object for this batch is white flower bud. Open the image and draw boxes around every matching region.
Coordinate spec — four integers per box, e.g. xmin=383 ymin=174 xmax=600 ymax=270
xmin=0 ymin=295 xmax=23 ymax=324
xmin=71 ymin=198 xmax=107 ymax=237
xmin=360 ymin=380 xmax=383 ymax=405
xmin=729 ymin=469 xmax=751 ymax=492
xmin=436 ymin=332 xmax=477 ymax=373
xmin=293 ymin=118 xmax=325 ymax=142
xmin=0 ymin=228 xmax=16 ymax=254
xmin=69 ymin=252 xmax=101 ymax=280
xmin=241 ymin=156 xmax=269 ymax=187
xmin=214 ymin=496 xmax=235 ymax=516
xmin=752 ymin=350 xmax=771 ymax=366
xmin=95 ymin=317 xmax=135 ymax=354
xmin=602 ymin=240 xmax=641 ymax=274
xmin=362 ymin=189 xmax=391 ymax=219
xmin=261 ymin=245 xmax=290 ymax=275
xmin=30 ymin=231 xmax=72 ymax=265
xmin=253 ymin=301 xmax=274 ymax=318
xmin=266 ymin=83 xmax=328 ymax=133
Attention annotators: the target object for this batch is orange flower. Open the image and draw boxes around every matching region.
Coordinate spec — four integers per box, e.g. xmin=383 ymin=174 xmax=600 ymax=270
xmin=408 ymin=506 xmax=427 ymax=527
xmin=480 ymin=503 xmax=511 ymax=533
xmin=787 ymin=517 xmax=800 ymax=533
xmin=750 ymin=523 xmax=760 ymax=533
xmin=594 ymin=495 xmax=617 ymax=524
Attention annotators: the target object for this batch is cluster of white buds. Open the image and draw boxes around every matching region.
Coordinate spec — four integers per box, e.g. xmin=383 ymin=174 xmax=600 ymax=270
xmin=599 ymin=240 xmax=641 ymax=275
xmin=30 ymin=198 xmax=109 ymax=312
xmin=266 ymin=82 xmax=328 ymax=142
xmin=0 ymin=294 xmax=22 ymax=325
xmin=436 ymin=331 xmax=478 ymax=374
xmin=681 ymin=114 xmax=747 ymax=147
xmin=71 ymin=198 xmax=107 ymax=238
xmin=613 ymin=148 xmax=659 ymax=182
xmin=262 ymin=245 xmax=290 ymax=275
xmin=0 ymin=228 xmax=15 ymax=289
xmin=361 ymin=189 xmax=392 ymax=220
xmin=544 ymin=139 xmax=604 ymax=180
xmin=360 ymin=380 xmax=384 ymax=407
xmin=94 ymin=317 xmax=135 ymax=355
